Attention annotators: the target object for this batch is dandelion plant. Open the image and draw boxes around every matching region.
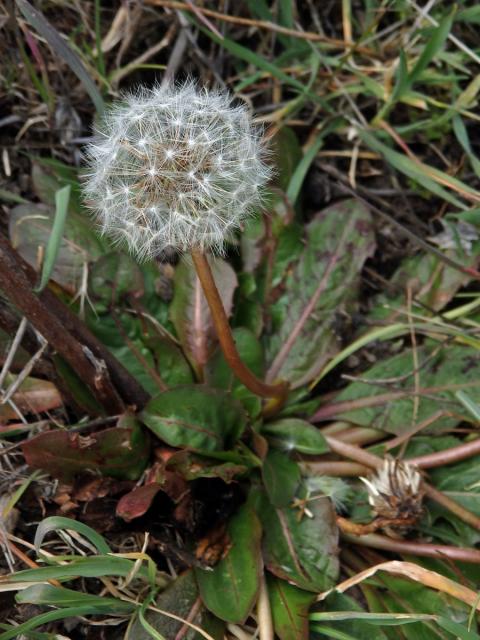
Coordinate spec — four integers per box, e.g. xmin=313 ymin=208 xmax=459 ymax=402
xmin=83 ymin=82 xmax=287 ymax=401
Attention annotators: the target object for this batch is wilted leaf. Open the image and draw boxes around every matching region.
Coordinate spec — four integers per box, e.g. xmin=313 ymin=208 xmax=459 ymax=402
xmin=22 ymin=422 xmax=149 ymax=481
xmin=262 ymin=450 xmax=301 ymax=507
xmin=266 ymin=199 xmax=375 ymax=388
xmin=261 ymin=418 xmax=329 ymax=455
xmin=141 ymin=386 xmax=247 ymax=453
xmin=170 ymin=256 xmax=237 ymax=374
xmin=116 ymin=483 xmax=164 ymax=522
xmin=334 ymin=343 xmax=480 ymax=434
xmin=128 ymin=570 xmax=224 ymax=640
xmin=0 ymin=376 xmax=62 ymax=419
xmin=9 ymin=202 xmax=102 ymax=291
xmin=253 ymin=488 xmax=339 ymax=592
xmin=195 ymin=505 xmax=262 ymax=623
xmin=267 ymin=575 xmax=315 ymax=640
xmin=167 ymin=450 xmax=249 ymax=483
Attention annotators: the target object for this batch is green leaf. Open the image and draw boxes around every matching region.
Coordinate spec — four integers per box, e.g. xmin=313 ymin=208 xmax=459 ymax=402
xmin=271 ymin=127 xmax=303 ymax=191
xmin=0 ymin=605 xmax=126 ymax=640
xmin=287 ymin=128 xmax=332 ymax=206
xmin=261 ymin=419 xmax=329 ymax=455
xmin=334 ymin=343 xmax=480 ymax=434
xmin=89 ymin=252 xmax=144 ymax=311
xmin=170 ymin=256 xmax=237 ymax=374
xmin=195 ymin=505 xmax=262 ymax=623
xmin=3 ymin=554 xmax=157 ymax=584
xmin=128 ymin=570 xmax=225 ymax=640
xmin=266 ymin=199 xmax=375 ymax=388
xmin=262 ymin=450 xmax=301 ymax=507
xmin=252 ymin=489 xmax=339 ymax=592
xmin=141 ymin=386 xmax=247 ymax=453
xmin=36 ymin=185 xmax=70 ymax=291
xmin=312 ymin=592 xmax=388 ymax=640
xmin=17 ymin=583 xmax=134 ymax=614
xmin=206 ymin=327 xmax=264 ymax=417
xmin=268 ymin=575 xmax=315 ymax=640
xmin=407 ymin=10 xmax=455 ymax=89
xmin=16 ymin=0 xmax=105 ymax=114
xmin=357 ymin=129 xmax=470 ymax=208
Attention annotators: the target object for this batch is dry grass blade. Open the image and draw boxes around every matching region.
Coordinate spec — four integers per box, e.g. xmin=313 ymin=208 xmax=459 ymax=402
xmin=317 ymin=559 xmax=480 ymax=610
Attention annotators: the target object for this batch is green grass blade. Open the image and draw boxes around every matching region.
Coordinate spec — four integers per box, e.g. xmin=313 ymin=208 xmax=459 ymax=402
xmin=35 ymin=184 xmax=70 ymax=292
xmin=34 ymin=515 xmax=111 ymax=555
xmin=357 ymin=128 xmax=470 ymax=208
xmin=437 ymin=618 xmax=480 ymax=640
xmin=407 ymin=9 xmax=455 ymax=89
xmin=0 ymin=604 xmax=127 ymax=640
xmin=17 ymin=583 xmax=135 ymax=614
xmin=287 ymin=120 xmax=340 ymax=205
xmin=455 ymin=390 xmax=480 ymax=422
xmin=453 ymin=115 xmax=480 ymax=178
xmin=15 ymin=0 xmax=105 ymax=114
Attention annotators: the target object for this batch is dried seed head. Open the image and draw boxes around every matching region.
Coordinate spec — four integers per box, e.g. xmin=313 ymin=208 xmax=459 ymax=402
xmin=82 ymin=82 xmax=271 ymax=260
xmin=360 ymin=458 xmax=424 ymax=538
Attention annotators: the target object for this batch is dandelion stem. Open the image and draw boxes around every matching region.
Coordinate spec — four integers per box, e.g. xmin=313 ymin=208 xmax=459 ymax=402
xmin=191 ymin=249 xmax=288 ymax=401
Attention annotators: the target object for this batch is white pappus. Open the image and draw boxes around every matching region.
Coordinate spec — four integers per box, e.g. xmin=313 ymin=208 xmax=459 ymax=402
xmin=82 ymin=82 xmax=271 ymax=260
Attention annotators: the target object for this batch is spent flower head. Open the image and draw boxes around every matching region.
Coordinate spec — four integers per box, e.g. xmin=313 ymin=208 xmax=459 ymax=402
xmin=83 ymin=82 xmax=271 ymax=260
xmin=360 ymin=458 xmax=424 ymax=537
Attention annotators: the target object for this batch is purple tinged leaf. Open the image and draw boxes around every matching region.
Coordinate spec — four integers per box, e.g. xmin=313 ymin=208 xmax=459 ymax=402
xmin=22 ymin=423 xmax=150 ymax=481
xmin=266 ymin=199 xmax=375 ymax=388
xmin=170 ymin=256 xmax=237 ymax=375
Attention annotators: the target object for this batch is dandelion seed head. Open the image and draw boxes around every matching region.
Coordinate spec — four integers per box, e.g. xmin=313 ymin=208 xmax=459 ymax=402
xmin=82 ymin=81 xmax=271 ymax=259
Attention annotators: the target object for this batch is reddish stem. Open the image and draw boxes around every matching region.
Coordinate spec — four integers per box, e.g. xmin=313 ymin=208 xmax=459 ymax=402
xmin=191 ymin=249 xmax=288 ymax=401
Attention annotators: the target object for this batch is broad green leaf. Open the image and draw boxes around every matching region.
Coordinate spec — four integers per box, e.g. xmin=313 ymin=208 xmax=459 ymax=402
xmin=266 ymin=199 xmax=375 ymax=388
xmin=268 ymin=575 xmax=315 ymax=640
xmin=206 ymin=327 xmax=264 ymax=417
xmin=334 ymin=343 xmax=480 ymax=434
xmin=148 ymin=336 xmax=194 ymax=387
xmin=22 ymin=422 xmax=149 ymax=481
xmin=261 ymin=418 xmax=329 ymax=455
xmin=262 ymin=450 xmax=301 ymax=507
xmin=36 ymin=185 xmax=70 ymax=292
xmin=141 ymin=386 xmax=247 ymax=452
xmin=170 ymin=256 xmax=237 ymax=374
xmin=87 ymin=312 xmax=164 ymax=396
xmin=89 ymin=252 xmax=144 ymax=312
xmin=253 ymin=489 xmax=339 ymax=592
xmin=128 ymin=570 xmax=224 ymax=640
xmin=195 ymin=505 xmax=262 ymax=623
